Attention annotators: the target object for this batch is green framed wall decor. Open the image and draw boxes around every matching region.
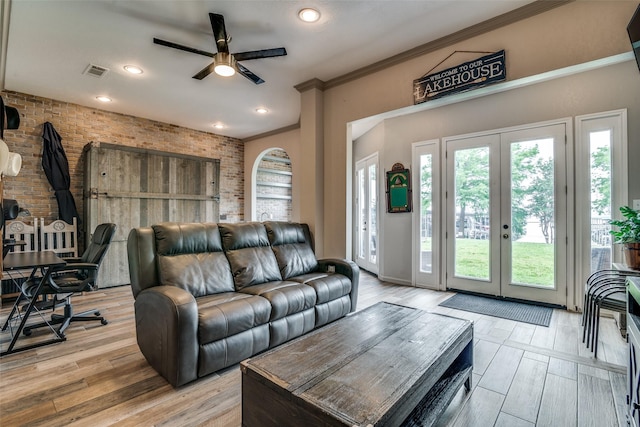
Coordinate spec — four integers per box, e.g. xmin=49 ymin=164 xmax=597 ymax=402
xmin=386 ymin=163 xmax=412 ymax=213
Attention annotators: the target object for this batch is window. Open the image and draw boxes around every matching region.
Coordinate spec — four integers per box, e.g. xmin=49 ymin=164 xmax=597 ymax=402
xmin=575 ymin=110 xmax=628 ymax=307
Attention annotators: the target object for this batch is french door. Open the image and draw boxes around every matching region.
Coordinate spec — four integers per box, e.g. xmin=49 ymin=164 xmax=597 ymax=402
xmin=355 ymin=154 xmax=379 ymax=274
xmin=445 ymin=123 xmax=567 ymax=306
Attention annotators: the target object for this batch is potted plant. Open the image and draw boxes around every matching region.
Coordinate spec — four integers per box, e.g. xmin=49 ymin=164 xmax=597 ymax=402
xmin=610 ymin=205 xmax=640 ymax=270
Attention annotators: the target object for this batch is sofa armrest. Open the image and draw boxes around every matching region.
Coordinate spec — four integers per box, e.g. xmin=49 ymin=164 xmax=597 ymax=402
xmin=316 ymin=258 xmax=360 ymax=312
xmin=134 ymin=285 xmax=199 ymax=387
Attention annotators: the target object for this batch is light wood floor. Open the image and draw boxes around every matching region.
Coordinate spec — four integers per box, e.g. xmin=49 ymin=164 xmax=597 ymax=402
xmin=0 ymin=272 xmax=628 ymax=427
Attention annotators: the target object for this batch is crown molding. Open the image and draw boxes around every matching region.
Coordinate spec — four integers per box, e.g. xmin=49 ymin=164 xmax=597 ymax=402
xmin=324 ymin=0 xmax=573 ymax=90
xmin=242 ymin=122 xmax=300 ymax=143
xmin=294 ymin=78 xmax=326 ymax=93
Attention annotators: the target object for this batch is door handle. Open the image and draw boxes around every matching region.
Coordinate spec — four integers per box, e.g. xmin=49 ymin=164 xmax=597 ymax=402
xmin=503 ymin=233 xmax=509 ymax=239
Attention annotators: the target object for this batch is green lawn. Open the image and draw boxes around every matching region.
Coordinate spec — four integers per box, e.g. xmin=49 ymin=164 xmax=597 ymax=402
xmin=455 ymin=238 xmax=554 ymax=286
xmin=511 ymin=242 xmax=555 ymax=286
xmin=422 ymin=238 xmax=554 ymax=286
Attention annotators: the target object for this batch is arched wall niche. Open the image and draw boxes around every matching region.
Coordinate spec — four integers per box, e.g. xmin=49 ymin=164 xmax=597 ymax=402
xmin=252 ymin=148 xmax=292 ymax=222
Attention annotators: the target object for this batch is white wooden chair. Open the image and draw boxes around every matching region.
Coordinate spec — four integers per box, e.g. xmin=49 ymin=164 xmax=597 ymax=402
xmin=2 ymin=219 xmax=40 ymax=290
xmin=40 ymin=218 xmax=79 ymax=259
xmin=4 ymin=218 xmax=39 ymax=253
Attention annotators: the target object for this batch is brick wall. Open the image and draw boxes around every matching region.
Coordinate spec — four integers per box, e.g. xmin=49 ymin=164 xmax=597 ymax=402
xmin=0 ymin=90 xmax=244 ymax=227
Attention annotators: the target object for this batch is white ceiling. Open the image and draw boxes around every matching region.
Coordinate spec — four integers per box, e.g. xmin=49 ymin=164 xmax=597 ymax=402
xmin=4 ymin=0 xmax=533 ymax=139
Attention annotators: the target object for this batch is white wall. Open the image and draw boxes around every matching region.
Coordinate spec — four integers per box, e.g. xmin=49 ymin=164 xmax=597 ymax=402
xmin=323 ymin=1 xmax=639 ymax=258
xmin=244 ymin=1 xmax=639 ymax=260
xmin=355 ymin=58 xmax=640 ymax=285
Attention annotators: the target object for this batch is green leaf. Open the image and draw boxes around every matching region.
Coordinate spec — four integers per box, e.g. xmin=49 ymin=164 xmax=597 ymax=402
xmin=610 ymin=206 xmax=640 ymax=243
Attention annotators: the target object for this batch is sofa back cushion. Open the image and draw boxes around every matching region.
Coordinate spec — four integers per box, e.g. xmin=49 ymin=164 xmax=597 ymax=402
xmin=153 ymin=223 xmax=235 ymax=297
xmin=265 ymin=222 xmax=318 ymax=279
xmin=219 ymin=222 xmax=282 ymax=290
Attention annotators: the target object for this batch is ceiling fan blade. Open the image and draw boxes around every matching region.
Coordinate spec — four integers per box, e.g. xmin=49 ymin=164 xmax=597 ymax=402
xmin=209 ymin=13 xmax=229 ymax=54
xmin=192 ymin=62 xmax=216 ymax=80
xmin=234 ymin=48 xmax=287 ymax=62
xmin=153 ymin=38 xmax=215 ymax=58
xmin=237 ymin=63 xmax=265 ymax=85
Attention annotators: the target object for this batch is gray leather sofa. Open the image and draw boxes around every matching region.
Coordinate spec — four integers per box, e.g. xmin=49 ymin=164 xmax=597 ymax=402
xmin=127 ymin=221 xmax=359 ymax=387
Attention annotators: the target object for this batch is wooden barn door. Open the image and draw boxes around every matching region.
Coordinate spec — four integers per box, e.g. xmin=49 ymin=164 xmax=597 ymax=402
xmin=84 ymin=142 xmax=220 ymax=288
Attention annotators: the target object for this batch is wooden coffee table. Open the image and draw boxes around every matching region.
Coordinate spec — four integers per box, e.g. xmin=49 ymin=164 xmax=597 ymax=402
xmin=241 ymin=302 xmax=473 ymax=427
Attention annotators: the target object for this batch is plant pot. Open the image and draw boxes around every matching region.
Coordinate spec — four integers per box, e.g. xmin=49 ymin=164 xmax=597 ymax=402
xmin=625 ymin=243 xmax=640 ymax=270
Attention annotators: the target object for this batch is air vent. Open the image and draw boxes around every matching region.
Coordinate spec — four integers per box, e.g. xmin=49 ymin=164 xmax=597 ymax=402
xmin=83 ymin=64 xmax=109 ymax=78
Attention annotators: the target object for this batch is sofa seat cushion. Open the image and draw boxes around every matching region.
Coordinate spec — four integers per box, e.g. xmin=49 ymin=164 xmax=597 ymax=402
xmin=287 ymin=272 xmax=328 ymax=284
xmin=239 ymin=281 xmax=316 ymax=321
xmin=291 ymin=273 xmax=352 ymax=305
xmin=196 ymin=292 xmax=271 ymax=344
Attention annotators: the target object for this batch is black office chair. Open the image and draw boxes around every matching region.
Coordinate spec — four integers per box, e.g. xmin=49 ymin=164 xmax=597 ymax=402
xmin=22 ymin=223 xmax=116 ymax=338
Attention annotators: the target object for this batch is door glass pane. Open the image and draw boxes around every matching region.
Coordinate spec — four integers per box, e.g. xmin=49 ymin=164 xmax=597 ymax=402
xmin=357 ymin=168 xmax=365 ymax=259
xmin=454 ymin=147 xmax=490 ymax=280
xmin=589 ymin=130 xmax=612 ymax=272
xmin=510 ymin=139 xmax=555 ymax=287
xmin=420 ymin=154 xmax=433 ymax=273
xmin=368 ymin=164 xmax=377 ymax=264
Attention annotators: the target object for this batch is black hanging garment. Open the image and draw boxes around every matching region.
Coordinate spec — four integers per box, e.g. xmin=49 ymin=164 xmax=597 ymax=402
xmin=42 ymin=122 xmax=80 ymax=224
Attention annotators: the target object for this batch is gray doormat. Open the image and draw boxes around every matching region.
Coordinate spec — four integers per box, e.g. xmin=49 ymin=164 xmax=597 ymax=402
xmin=439 ymin=293 xmax=553 ymax=327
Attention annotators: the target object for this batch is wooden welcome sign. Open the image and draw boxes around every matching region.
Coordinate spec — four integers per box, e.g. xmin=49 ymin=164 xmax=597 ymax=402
xmin=413 ymin=50 xmax=506 ymax=104
xmin=386 ymin=163 xmax=412 ymax=213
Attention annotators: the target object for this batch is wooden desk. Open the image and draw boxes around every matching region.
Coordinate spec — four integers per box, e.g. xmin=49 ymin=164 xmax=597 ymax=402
xmin=241 ymin=302 xmax=473 ymax=427
xmin=1 ymin=251 xmax=67 ymax=356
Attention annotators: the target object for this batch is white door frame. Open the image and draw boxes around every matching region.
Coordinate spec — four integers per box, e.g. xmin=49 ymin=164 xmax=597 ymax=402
xmin=412 ymin=140 xmax=441 ymax=289
xmin=499 ymin=123 xmax=568 ymax=305
xmin=574 ymin=109 xmax=628 ymax=311
xmin=443 ymin=133 xmax=501 ymax=296
xmin=442 ymin=118 xmax=572 ymax=307
xmin=355 ymin=153 xmax=379 ymax=274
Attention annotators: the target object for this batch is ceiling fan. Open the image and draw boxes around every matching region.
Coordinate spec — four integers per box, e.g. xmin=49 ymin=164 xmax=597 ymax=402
xmin=153 ymin=13 xmax=287 ymax=84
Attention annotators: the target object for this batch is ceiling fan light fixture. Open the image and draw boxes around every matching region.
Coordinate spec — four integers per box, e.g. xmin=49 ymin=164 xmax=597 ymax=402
xmin=298 ymin=8 xmax=320 ymax=23
xmin=214 ymin=52 xmax=236 ymax=77
xmin=255 ymin=107 xmax=269 ymax=114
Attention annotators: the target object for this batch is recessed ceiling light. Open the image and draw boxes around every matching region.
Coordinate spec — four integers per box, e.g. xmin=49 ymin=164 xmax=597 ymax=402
xmin=298 ymin=8 xmax=320 ymax=23
xmin=124 ymin=65 xmax=143 ymax=75
xmin=213 ymin=123 xmax=225 ymax=129
xmin=96 ymin=96 xmax=112 ymax=102
xmin=255 ymin=107 xmax=269 ymax=114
